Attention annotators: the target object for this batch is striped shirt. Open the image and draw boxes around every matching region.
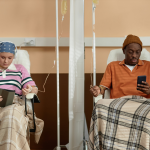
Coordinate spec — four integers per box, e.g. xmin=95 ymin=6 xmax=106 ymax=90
xmin=100 ymin=59 xmax=150 ymax=99
xmin=0 ymin=63 xmax=36 ymax=97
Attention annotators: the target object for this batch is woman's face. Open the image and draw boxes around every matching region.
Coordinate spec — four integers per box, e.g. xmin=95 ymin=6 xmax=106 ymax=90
xmin=0 ymin=52 xmax=14 ymax=69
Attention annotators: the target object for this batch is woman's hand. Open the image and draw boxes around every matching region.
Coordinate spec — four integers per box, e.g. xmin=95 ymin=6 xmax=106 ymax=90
xmin=0 ymin=96 xmax=3 ymax=102
xmin=22 ymin=84 xmax=32 ymax=96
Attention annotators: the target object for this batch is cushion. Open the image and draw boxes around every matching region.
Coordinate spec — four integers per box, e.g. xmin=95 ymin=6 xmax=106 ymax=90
xmin=107 ymin=48 xmax=150 ymax=64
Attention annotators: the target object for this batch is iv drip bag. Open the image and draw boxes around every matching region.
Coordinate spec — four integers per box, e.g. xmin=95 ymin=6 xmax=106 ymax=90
xmin=93 ymin=0 xmax=99 ymax=5
xmin=61 ymin=0 xmax=67 ymax=16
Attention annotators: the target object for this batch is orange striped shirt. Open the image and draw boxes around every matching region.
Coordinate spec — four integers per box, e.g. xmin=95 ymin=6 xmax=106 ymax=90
xmin=100 ymin=59 xmax=150 ymax=99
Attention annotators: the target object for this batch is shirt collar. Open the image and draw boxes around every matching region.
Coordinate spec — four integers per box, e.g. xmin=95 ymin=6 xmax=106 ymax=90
xmin=119 ymin=59 xmax=144 ymax=66
xmin=7 ymin=63 xmax=17 ymax=70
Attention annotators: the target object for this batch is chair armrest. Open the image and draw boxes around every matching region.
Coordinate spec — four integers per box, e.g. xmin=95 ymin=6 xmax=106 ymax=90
xmin=26 ymin=93 xmax=34 ymax=99
xmin=94 ymin=94 xmax=103 ymax=103
xmin=26 ymin=93 xmax=40 ymax=103
xmin=104 ymin=89 xmax=110 ymax=99
xmin=25 ymin=93 xmax=40 ymax=133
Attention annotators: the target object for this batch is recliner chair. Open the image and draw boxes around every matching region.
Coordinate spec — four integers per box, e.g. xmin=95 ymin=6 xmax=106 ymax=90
xmin=13 ymin=49 xmax=40 ymax=145
xmin=104 ymin=48 xmax=150 ymax=99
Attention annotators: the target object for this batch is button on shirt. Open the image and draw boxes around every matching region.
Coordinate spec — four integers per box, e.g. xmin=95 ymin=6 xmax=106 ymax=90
xmin=0 ymin=69 xmax=6 ymax=78
xmin=100 ymin=59 xmax=150 ymax=99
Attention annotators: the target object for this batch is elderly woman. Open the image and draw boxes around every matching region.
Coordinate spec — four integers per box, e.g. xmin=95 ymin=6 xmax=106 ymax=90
xmin=0 ymin=41 xmax=44 ymax=150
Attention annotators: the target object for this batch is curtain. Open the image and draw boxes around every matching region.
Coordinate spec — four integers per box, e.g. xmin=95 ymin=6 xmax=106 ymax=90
xmin=68 ymin=0 xmax=84 ymax=149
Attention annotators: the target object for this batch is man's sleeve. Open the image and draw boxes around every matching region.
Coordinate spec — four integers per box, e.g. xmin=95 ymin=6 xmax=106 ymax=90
xmin=100 ymin=63 xmax=112 ymax=89
xmin=20 ymin=65 xmax=36 ymax=89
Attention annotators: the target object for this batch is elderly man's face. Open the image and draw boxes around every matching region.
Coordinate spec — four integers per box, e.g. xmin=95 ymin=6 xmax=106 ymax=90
xmin=123 ymin=43 xmax=142 ymax=66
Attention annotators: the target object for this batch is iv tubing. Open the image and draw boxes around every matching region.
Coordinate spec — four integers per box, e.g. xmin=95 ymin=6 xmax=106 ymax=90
xmin=92 ymin=2 xmax=96 ymax=104
xmin=56 ymin=0 xmax=61 ymax=149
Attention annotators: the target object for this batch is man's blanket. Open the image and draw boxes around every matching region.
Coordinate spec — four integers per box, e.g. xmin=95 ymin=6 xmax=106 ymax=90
xmin=0 ymin=96 xmax=44 ymax=150
xmin=88 ymin=96 xmax=150 ymax=150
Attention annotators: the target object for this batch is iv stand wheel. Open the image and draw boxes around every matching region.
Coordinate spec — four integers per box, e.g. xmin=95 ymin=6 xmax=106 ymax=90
xmin=53 ymin=145 xmax=67 ymax=150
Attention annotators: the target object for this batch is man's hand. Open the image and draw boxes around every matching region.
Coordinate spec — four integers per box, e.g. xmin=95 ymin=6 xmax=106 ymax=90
xmin=0 ymin=96 xmax=3 ymax=102
xmin=137 ymin=81 xmax=150 ymax=95
xmin=90 ymin=86 xmax=100 ymax=97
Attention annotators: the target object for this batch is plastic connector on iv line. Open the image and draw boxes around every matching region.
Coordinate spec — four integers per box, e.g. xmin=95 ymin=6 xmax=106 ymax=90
xmin=24 ymin=38 xmax=36 ymax=46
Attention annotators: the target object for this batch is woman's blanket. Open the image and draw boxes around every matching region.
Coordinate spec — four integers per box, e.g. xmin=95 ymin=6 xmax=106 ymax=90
xmin=88 ymin=96 xmax=150 ymax=150
xmin=0 ymin=96 xmax=44 ymax=150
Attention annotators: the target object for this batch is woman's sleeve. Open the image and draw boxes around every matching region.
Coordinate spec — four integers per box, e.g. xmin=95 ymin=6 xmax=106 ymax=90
xmin=20 ymin=65 xmax=36 ymax=89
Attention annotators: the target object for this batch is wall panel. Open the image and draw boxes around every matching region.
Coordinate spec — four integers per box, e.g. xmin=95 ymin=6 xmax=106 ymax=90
xmin=85 ymin=0 xmax=150 ymax=37
xmin=20 ymin=46 xmax=150 ymax=74
xmin=0 ymin=0 xmax=69 ymax=37
xmin=30 ymin=74 xmax=69 ymax=150
xmin=30 ymin=73 xmax=104 ymax=149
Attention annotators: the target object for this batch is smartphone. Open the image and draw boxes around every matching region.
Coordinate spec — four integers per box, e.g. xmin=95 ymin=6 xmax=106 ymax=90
xmin=137 ymin=75 xmax=146 ymax=90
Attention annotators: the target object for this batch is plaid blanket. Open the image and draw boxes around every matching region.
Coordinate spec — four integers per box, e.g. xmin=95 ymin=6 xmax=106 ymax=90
xmin=0 ymin=96 xmax=44 ymax=150
xmin=88 ymin=96 xmax=150 ymax=150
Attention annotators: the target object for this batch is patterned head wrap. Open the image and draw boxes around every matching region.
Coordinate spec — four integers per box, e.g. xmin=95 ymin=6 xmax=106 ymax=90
xmin=122 ymin=34 xmax=142 ymax=50
xmin=0 ymin=41 xmax=16 ymax=55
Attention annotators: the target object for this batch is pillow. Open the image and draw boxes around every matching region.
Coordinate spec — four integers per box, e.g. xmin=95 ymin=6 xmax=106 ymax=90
xmin=13 ymin=50 xmax=30 ymax=74
xmin=107 ymin=48 xmax=150 ymax=64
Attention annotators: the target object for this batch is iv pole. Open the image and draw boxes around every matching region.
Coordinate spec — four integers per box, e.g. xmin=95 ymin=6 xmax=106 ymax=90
xmin=92 ymin=2 xmax=96 ymax=105
xmin=83 ymin=2 xmax=97 ymax=149
xmin=56 ymin=0 xmax=60 ymax=150
xmin=54 ymin=1 xmax=67 ymax=149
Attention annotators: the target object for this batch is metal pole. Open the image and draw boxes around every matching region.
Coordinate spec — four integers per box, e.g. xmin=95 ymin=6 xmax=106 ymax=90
xmin=92 ymin=2 xmax=96 ymax=104
xmin=56 ymin=0 xmax=61 ymax=150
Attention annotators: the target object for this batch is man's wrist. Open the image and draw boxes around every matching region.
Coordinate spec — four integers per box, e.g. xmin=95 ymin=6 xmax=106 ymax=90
xmin=98 ymin=85 xmax=103 ymax=93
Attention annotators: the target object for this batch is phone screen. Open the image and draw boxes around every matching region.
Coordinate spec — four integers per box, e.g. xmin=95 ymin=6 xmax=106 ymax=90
xmin=137 ymin=75 xmax=146 ymax=90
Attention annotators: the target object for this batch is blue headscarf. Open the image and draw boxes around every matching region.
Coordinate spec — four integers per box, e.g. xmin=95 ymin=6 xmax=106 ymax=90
xmin=0 ymin=41 xmax=16 ymax=55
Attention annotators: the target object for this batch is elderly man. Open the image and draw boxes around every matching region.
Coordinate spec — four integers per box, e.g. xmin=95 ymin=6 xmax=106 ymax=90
xmin=90 ymin=34 xmax=150 ymax=98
